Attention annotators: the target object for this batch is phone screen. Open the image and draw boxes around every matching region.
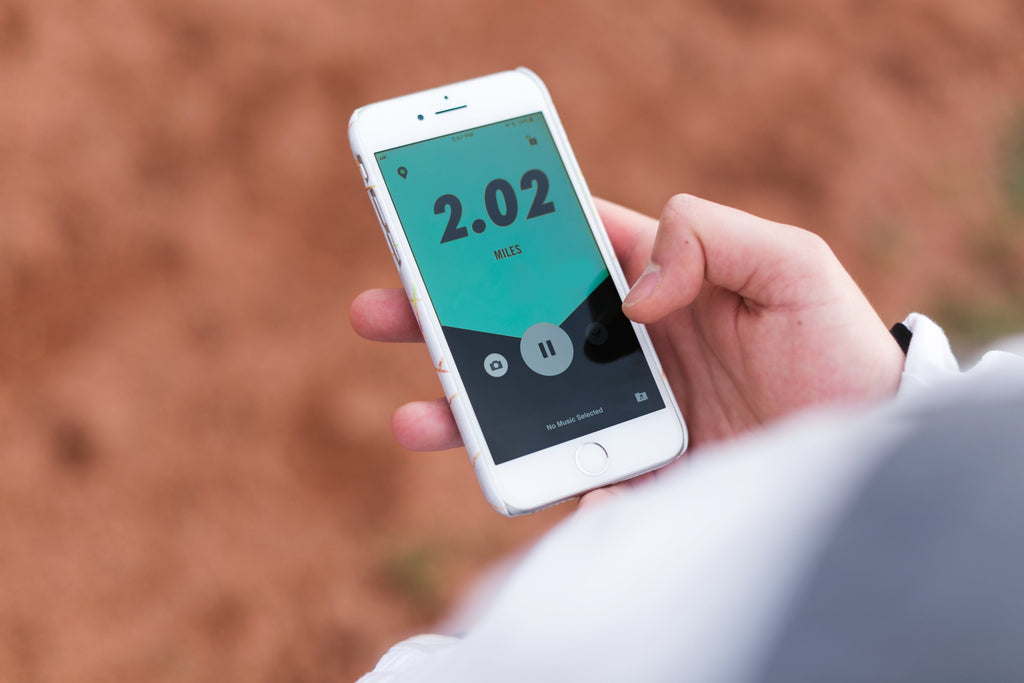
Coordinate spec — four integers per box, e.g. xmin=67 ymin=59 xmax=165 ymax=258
xmin=375 ymin=113 xmax=665 ymax=464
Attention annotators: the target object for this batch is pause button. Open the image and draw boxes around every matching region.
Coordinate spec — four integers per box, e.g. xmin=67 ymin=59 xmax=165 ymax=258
xmin=520 ymin=322 xmax=573 ymax=376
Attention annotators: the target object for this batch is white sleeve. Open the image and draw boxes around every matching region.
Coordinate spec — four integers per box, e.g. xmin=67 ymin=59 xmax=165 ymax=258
xmin=357 ymin=635 xmax=460 ymax=683
xmin=898 ymin=313 xmax=1024 ymax=398
xmin=897 ymin=313 xmax=960 ymax=398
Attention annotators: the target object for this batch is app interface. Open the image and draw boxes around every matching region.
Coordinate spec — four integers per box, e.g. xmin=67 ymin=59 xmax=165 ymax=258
xmin=376 ymin=113 xmax=664 ymax=464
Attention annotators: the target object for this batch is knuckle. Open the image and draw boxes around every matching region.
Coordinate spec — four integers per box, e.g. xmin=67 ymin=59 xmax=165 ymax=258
xmin=660 ymin=194 xmax=702 ymax=235
xmin=797 ymin=229 xmax=835 ymax=261
xmin=664 ymin=193 xmax=700 ymax=216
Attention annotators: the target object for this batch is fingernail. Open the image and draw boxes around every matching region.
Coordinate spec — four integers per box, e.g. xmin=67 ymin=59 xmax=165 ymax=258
xmin=624 ymin=264 xmax=660 ymax=307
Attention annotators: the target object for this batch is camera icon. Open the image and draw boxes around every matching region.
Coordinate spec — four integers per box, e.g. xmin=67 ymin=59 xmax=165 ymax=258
xmin=484 ymin=353 xmax=509 ymax=378
xmin=634 ymin=391 xmax=648 ymax=403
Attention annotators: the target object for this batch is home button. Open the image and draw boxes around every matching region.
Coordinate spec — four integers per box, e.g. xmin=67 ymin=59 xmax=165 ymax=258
xmin=575 ymin=442 xmax=609 ymax=476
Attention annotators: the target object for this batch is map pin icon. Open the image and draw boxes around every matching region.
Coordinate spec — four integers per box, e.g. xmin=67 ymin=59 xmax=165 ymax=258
xmin=397 ymin=167 xmax=408 ymax=179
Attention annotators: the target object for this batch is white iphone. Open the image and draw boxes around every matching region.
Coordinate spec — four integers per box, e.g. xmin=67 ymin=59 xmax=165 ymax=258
xmin=349 ymin=68 xmax=687 ymax=516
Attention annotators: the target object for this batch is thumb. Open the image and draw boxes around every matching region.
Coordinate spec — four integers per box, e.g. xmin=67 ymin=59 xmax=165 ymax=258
xmin=622 ymin=194 xmax=832 ymax=324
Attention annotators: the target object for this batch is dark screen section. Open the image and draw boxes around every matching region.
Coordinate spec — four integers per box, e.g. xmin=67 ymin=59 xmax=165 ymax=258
xmin=443 ymin=276 xmax=664 ymax=464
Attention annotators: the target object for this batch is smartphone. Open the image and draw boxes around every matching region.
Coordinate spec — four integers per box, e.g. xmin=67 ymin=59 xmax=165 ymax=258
xmin=349 ymin=68 xmax=687 ymax=516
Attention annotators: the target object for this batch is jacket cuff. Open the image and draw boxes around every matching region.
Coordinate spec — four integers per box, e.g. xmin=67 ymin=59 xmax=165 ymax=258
xmin=897 ymin=313 xmax=960 ymax=398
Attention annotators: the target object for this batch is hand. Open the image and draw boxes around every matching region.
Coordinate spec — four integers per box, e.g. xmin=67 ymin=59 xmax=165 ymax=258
xmin=617 ymin=194 xmax=905 ymax=445
xmin=585 ymin=195 xmax=906 ymax=506
xmin=350 ymin=195 xmax=906 ymax=500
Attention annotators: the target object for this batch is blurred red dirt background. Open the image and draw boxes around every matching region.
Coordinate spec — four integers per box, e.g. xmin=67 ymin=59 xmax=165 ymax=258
xmin=1 ymin=0 xmax=1023 ymax=680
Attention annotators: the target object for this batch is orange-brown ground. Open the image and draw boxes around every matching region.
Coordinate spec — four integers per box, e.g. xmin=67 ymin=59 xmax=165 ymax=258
xmin=1 ymin=1 xmax=1023 ymax=680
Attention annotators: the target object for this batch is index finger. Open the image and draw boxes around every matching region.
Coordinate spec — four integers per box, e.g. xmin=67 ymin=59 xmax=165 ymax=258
xmin=350 ymin=288 xmax=423 ymax=342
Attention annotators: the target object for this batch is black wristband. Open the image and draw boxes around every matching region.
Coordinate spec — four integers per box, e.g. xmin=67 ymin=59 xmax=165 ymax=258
xmin=890 ymin=322 xmax=912 ymax=355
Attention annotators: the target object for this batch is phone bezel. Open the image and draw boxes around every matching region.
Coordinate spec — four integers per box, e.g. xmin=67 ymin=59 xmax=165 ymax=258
xmin=350 ymin=68 xmax=687 ymax=514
